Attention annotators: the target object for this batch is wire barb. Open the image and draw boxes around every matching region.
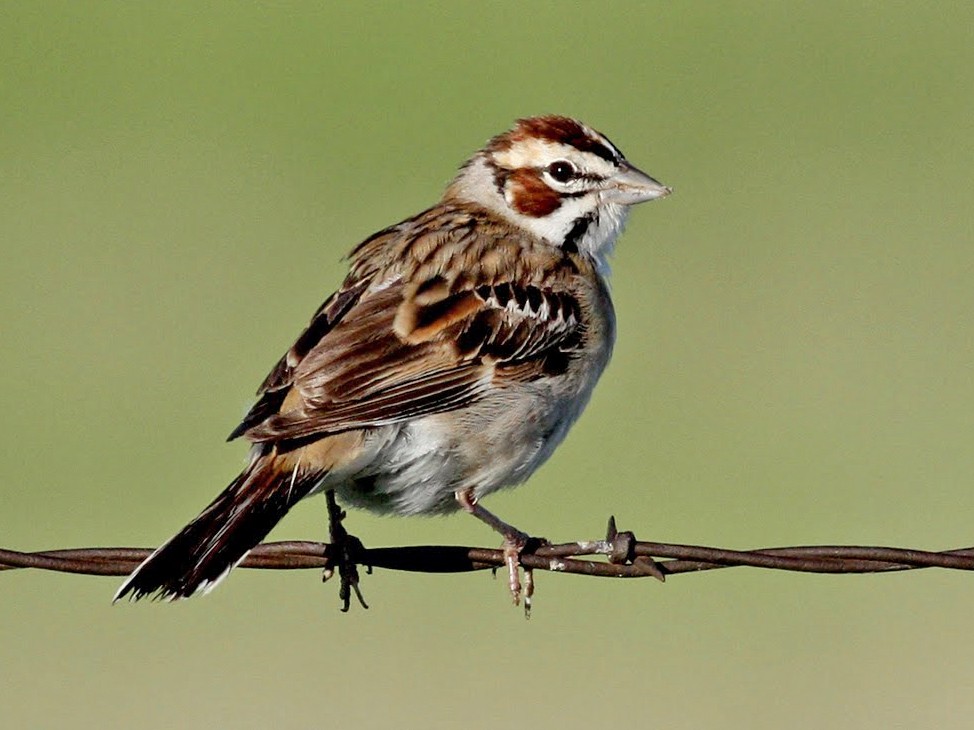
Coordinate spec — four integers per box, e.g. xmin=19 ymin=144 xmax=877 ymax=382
xmin=605 ymin=515 xmax=665 ymax=582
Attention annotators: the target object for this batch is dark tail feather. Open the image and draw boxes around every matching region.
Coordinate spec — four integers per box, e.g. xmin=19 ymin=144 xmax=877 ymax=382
xmin=114 ymin=456 xmax=316 ymax=602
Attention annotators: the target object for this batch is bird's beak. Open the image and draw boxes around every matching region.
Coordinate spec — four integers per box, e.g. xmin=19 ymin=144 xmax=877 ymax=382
xmin=604 ymin=164 xmax=672 ymax=205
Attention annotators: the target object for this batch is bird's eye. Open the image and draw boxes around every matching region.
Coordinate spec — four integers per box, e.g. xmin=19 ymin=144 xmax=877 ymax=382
xmin=546 ymin=160 xmax=577 ymax=183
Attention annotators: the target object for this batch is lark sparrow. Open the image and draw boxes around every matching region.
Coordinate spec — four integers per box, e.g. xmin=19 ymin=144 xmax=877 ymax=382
xmin=115 ymin=115 xmax=670 ymax=604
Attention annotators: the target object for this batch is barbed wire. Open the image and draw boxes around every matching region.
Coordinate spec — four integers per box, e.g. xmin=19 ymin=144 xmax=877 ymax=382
xmin=4 ymin=517 xmax=974 ymax=585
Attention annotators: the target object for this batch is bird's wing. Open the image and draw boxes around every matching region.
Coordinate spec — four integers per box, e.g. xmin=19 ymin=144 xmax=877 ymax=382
xmin=232 ymin=267 xmax=584 ymax=444
xmin=226 ymin=273 xmax=375 ymax=440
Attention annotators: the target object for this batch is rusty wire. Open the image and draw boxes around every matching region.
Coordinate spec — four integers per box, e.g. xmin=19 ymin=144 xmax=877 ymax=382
xmin=3 ymin=517 xmax=974 ymax=584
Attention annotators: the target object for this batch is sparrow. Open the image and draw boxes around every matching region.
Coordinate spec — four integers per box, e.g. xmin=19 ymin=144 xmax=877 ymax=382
xmin=114 ymin=115 xmax=670 ymax=605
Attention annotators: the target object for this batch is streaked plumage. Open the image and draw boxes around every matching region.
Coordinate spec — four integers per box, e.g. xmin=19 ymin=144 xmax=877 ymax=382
xmin=115 ymin=115 xmax=670 ymax=602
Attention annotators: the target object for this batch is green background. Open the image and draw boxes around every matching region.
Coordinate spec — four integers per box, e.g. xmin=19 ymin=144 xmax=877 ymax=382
xmin=3 ymin=2 xmax=974 ymax=728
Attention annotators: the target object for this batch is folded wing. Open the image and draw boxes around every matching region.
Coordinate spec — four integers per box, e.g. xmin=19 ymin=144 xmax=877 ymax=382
xmin=230 ymin=269 xmax=583 ymax=444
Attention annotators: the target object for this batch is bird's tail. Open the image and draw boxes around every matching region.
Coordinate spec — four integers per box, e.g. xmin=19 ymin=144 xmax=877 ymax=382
xmin=114 ymin=453 xmax=318 ymax=602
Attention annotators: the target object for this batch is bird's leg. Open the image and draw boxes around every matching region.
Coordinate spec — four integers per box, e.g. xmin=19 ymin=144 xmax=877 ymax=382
xmin=323 ymin=489 xmax=369 ymax=612
xmin=455 ymin=488 xmax=538 ymax=613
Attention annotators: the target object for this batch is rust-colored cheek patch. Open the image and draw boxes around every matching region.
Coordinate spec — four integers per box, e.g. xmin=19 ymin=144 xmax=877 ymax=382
xmin=508 ymin=169 xmax=562 ymax=217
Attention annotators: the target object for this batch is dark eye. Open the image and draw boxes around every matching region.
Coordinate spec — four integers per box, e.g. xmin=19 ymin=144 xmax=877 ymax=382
xmin=546 ymin=160 xmax=577 ymax=183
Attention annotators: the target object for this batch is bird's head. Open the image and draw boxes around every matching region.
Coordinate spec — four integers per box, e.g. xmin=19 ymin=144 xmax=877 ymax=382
xmin=447 ymin=115 xmax=670 ymax=267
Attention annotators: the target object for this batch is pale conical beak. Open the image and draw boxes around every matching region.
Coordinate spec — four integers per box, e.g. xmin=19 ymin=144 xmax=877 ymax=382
xmin=604 ymin=164 xmax=672 ymax=205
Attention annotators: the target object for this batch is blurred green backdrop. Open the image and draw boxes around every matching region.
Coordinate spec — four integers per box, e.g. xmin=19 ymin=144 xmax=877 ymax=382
xmin=3 ymin=2 xmax=974 ymax=728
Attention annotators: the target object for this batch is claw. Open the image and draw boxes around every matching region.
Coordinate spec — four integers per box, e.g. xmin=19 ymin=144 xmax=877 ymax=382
xmin=523 ymin=567 xmax=534 ymax=619
xmin=503 ymin=539 xmax=523 ymax=605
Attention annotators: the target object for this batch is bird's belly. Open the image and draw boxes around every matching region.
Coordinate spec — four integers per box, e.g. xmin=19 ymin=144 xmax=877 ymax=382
xmin=329 ymin=379 xmax=593 ymax=516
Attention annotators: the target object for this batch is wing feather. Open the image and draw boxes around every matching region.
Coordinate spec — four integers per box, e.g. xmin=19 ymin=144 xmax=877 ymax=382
xmin=226 ymin=274 xmax=374 ymax=441
xmin=228 ymin=206 xmax=589 ymax=445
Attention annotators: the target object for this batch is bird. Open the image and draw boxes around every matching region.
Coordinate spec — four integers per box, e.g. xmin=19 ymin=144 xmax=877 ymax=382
xmin=114 ymin=115 xmax=670 ymax=605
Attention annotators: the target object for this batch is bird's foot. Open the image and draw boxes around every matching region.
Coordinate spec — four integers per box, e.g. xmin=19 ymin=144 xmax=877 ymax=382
xmin=455 ymin=488 xmax=545 ymax=616
xmin=323 ymin=489 xmax=369 ymax=611
xmin=500 ymin=532 xmax=548 ymax=617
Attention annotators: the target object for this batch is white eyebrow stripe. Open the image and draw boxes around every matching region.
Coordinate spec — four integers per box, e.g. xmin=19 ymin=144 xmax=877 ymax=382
xmin=492 ymin=139 xmax=579 ymax=169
